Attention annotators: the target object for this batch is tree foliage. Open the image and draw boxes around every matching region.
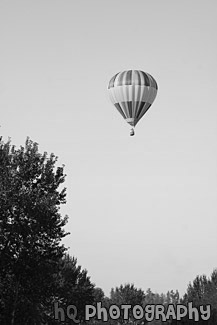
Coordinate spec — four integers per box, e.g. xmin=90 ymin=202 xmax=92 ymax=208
xmin=0 ymin=138 xmax=68 ymax=324
xmin=55 ymin=254 xmax=95 ymax=323
xmin=173 ymin=269 xmax=217 ymax=325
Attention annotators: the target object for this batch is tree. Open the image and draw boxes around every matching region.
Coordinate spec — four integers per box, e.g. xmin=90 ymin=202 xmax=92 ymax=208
xmin=171 ymin=270 xmax=217 ymax=325
xmin=54 ymin=254 xmax=95 ymax=323
xmin=93 ymin=287 xmax=106 ymax=304
xmin=110 ymin=283 xmax=145 ymax=324
xmin=0 ymin=137 xmax=69 ymax=324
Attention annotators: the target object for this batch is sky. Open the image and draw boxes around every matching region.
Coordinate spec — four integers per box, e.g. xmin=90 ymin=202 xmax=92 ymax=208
xmin=0 ymin=0 xmax=217 ymax=297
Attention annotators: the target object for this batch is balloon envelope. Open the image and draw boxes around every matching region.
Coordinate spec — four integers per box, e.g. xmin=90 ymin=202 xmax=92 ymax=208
xmin=108 ymin=70 xmax=158 ymax=127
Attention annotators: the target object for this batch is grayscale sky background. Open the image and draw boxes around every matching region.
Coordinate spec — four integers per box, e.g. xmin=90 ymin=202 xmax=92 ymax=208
xmin=1 ymin=0 xmax=217 ymax=296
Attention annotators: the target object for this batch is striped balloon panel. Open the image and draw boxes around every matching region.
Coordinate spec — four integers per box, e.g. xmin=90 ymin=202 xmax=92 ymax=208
xmin=114 ymin=102 xmax=151 ymax=126
xmin=108 ymin=85 xmax=157 ymax=126
xmin=108 ymin=70 xmax=158 ymax=90
xmin=108 ymin=85 xmax=157 ymax=104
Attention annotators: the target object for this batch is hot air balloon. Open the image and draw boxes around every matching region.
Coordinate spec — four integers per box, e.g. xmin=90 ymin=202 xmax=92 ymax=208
xmin=108 ymin=70 xmax=158 ymax=136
